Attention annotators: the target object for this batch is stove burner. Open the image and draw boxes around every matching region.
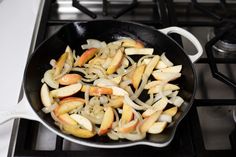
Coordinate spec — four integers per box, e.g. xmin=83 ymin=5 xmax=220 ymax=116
xmin=209 ymin=24 xmax=236 ymax=56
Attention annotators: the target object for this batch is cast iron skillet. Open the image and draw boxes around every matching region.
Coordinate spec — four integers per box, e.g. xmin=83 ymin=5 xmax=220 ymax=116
xmin=0 ymin=20 xmax=203 ymax=148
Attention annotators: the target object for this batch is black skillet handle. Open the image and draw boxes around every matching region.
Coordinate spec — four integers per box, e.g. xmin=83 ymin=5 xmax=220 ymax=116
xmin=159 ymin=27 xmax=203 ymax=63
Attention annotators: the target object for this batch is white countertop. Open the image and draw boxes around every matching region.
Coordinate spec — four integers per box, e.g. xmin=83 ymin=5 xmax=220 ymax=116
xmin=0 ymin=0 xmax=41 ymax=156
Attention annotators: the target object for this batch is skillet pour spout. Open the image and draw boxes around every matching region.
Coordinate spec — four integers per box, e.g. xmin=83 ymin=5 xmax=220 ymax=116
xmin=0 ymin=20 xmax=202 ymax=148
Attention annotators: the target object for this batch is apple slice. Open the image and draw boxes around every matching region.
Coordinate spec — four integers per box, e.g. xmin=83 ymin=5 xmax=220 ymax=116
xmin=54 ymin=97 xmax=85 ymax=116
xmin=40 ymin=83 xmax=53 ymax=107
xmin=142 ymin=58 xmax=152 ymax=65
xmin=148 ymin=85 xmax=163 ymax=94
xmin=160 ymin=53 xmax=173 ymax=67
xmin=70 ymin=114 xmax=93 ymax=131
xmin=140 ymin=110 xmax=162 ymax=133
xmin=111 ymin=75 xmax=122 ymax=84
xmin=158 ymin=114 xmax=172 ymax=123
xmin=106 ymin=48 xmax=124 ymax=74
xmin=121 ymin=38 xmax=144 ymax=48
xmin=132 ymin=64 xmax=146 ymax=89
xmin=163 ymin=84 xmax=180 ymax=91
xmin=111 ymin=86 xmax=129 ymax=96
xmin=160 ymin=65 xmax=182 ymax=73
xmin=58 ymin=113 xmax=77 ymax=126
xmin=125 ymin=48 xmax=154 ymax=55
xmin=43 ymin=69 xmax=59 ymax=89
xmin=171 ymin=96 xmax=184 ymax=107
xmin=121 ymin=103 xmax=134 ymax=125
xmin=163 ymin=106 xmax=178 ymax=116
xmin=54 ymin=51 xmax=68 ymax=77
xmin=81 ymin=85 xmax=113 ymax=96
xmin=50 ymin=83 xmax=82 ymax=98
xmin=155 ymin=60 xmax=168 ymax=69
xmin=57 ymin=74 xmax=81 ymax=85
xmin=142 ymin=97 xmax=168 ymax=118
xmin=106 ymin=96 xmax=124 ymax=108
xmin=148 ymin=121 xmax=167 ymax=134
xmin=144 ymin=81 xmax=163 ymax=89
xmin=119 ymin=119 xmax=139 ymax=133
xmin=152 ymin=71 xmax=181 ymax=82
xmin=74 ymin=48 xmax=98 ymax=67
xmin=65 ymin=46 xmax=74 ymax=67
xmin=62 ymin=124 xmax=95 ymax=138
xmin=98 ymin=107 xmax=114 ymax=135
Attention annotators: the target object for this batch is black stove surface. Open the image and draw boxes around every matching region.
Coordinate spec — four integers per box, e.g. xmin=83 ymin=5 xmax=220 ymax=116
xmin=8 ymin=0 xmax=236 ymax=156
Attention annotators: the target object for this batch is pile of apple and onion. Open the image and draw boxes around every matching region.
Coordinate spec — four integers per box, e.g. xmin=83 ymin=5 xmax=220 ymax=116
xmin=40 ymin=38 xmax=184 ymax=141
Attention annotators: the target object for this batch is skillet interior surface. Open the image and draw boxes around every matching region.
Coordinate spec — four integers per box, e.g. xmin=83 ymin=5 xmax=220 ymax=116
xmin=24 ymin=20 xmax=196 ymax=147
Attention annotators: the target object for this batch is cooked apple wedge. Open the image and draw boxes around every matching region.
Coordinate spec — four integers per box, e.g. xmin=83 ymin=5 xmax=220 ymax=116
xmin=121 ymin=103 xmax=134 ymax=125
xmin=158 ymin=114 xmax=172 ymax=123
xmin=142 ymin=97 xmax=168 ymax=118
xmin=132 ymin=64 xmax=146 ymax=89
xmin=106 ymin=48 xmax=124 ymax=74
xmin=74 ymin=48 xmax=98 ymax=67
xmin=148 ymin=121 xmax=167 ymax=134
xmin=57 ymin=74 xmax=81 ymax=85
xmin=160 ymin=53 xmax=173 ymax=67
xmin=163 ymin=106 xmax=178 ymax=116
xmin=111 ymin=86 xmax=129 ymax=96
xmin=81 ymin=85 xmax=113 ymax=96
xmin=125 ymin=48 xmax=154 ymax=55
xmin=54 ymin=51 xmax=68 ymax=77
xmin=98 ymin=107 xmax=114 ymax=135
xmin=70 ymin=114 xmax=93 ymax=131
xmin=140 ymin=110 xmax=162 ymax=133
xmin=54 ymin=97 xmax=85 ymax=116
xmin=171 ymin=96 xmax=184 ymax=107
xmin=50 ymin=83 xmax=82 ymax=98
xmin=160 ymin=65 xmax=182 ymax=73
xmin=106 ymin=96 xmax=124 ymax=108
xmin=62 ymin=124 xmax=95 ymax=138
xmin=40 ymin=83 xmax=53 ymax=107
xmin=111 ymin=75 xmax=122 ymax=84
xmin=142 ymin=58 xmax=152 ymax=65
xmin=148 ymin=85 xmax=163 ymax=94
xmin=43 ymin=69 xmax=59 ymax=89
xmin=144 ymin=81 xmax=163 ymax=89
xmin=121 ymin=38 xmax=144 ymax=48
xmin=65 ymin=46 xmax=74 ymax=66
xmin=155 ymin=60 xmax=168 ymax=69
xmin=163 ymin=84 xmax=180 ymax=91
xmin=152 ymin=71 xmax=181 ymax=82
xmin=58 ymin=113 xmax=77 ymax=126
xmin=119 ymin=119 xmax=139 ymax=133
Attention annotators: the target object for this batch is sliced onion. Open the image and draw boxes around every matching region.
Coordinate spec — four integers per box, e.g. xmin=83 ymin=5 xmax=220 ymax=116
xmin=107 ymin=131 xmax=119 ymax=140
xmin=126 ymin=55 xmax=135 ymax=65
xmin=42 ymin=103 xmax=58 ymax=114
xmin=124 ymin=95 xmax=145 ymax=110
xmin=84 ymin=85 xmax=90 ymax=106
xmin=100 ymin=95 xmax=109 ymax=104
xmin=112 ymin=109 xmax=120 ymax=129
xmin=160 ymin=53 xmax=173 ymax=67
xmin=121 ymin=132 xmax=146 ymax=141
xmin=81 ymin=39 xmax=106 ymax=49
xmin=49 ymin=59 xmax=56 ymax=68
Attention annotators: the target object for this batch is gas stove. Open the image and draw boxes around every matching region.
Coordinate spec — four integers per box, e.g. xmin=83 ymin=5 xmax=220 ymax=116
xmin=7 ymin=0 xmax=236 ymax=156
